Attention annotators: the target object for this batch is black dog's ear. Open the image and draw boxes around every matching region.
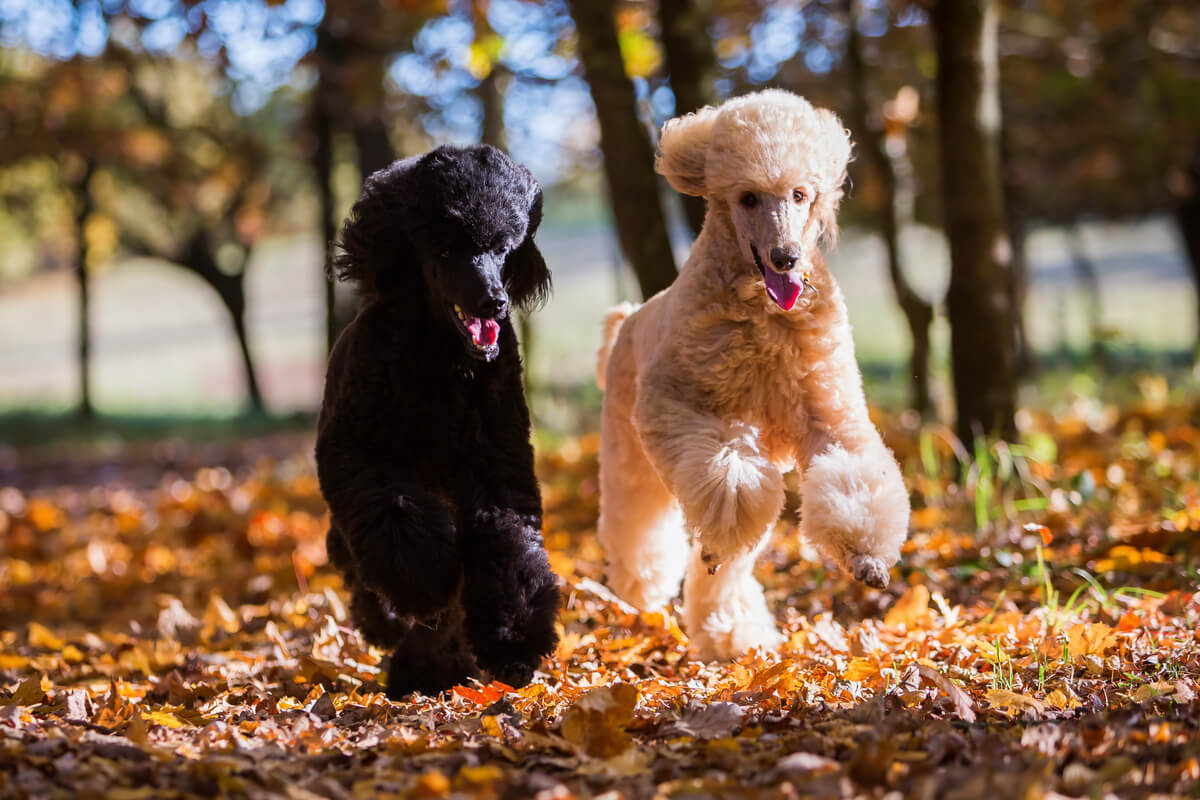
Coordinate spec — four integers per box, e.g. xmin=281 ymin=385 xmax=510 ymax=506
xmin=333 ymin=158 xmax=417 ymax=299
xmin=504 ymin=184 xmax=551 ymax=311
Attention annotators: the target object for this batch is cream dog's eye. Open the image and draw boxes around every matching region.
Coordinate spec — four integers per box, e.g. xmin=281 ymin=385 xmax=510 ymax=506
xmin=739 ymin=192 xmax=757 ymax=209
xmin=792 ymin=188 xmax=807 ymax=204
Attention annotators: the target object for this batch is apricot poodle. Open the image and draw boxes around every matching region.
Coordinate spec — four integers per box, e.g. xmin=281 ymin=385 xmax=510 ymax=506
xmin=596 ymin=90 xmax=910 ymax=660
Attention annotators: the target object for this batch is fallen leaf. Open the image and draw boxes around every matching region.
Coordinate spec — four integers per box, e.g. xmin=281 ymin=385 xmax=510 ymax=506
xmin=559 ymin=683 xmax=639 ymax=758
xmin=885 ymin=585 xmax=931 ymax=629
xmin=917 ymin=664 xmax=976 ymax=722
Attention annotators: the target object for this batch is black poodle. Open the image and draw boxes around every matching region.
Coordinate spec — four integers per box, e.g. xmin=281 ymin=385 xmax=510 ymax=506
xmin=316 ymin=145 xmax=559 ymax=697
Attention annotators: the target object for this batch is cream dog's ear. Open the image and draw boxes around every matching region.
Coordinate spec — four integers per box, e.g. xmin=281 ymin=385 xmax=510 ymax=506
xmin=814 ymin=108 xmax=853 ymax=246
xmin=655 ymin=105 xmax=719 ymax=196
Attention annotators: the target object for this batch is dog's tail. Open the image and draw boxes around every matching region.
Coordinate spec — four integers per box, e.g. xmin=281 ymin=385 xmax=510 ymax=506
xmin=596 ymin=302 xmax=636 ymax=391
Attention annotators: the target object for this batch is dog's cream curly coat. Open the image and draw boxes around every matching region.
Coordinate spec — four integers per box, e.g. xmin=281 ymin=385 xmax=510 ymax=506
xmin=596 ymin=90 xmax=910 ymax=660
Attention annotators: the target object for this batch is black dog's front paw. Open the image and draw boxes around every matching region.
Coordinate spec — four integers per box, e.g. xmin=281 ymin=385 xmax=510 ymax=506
xmin=488 ymin=661 xmax=535 ymax=690
xmin=465 ymin=570 xmax=560 ymax=686
xmin=376 ymin=534 xmax=461 ymax=620
xmin=386 ymin=651 xmax=475 ymax=699
xmin=349 ymin=494 xmax=462 ymax=619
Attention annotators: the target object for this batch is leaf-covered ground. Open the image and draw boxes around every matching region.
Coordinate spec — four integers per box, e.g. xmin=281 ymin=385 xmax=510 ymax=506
xmin=2 ymin=399 xmax=1199 ymax=799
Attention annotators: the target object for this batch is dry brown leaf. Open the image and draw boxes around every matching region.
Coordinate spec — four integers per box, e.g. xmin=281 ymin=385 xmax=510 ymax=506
xmin=559 ymin=683 xmax=639 ymax=758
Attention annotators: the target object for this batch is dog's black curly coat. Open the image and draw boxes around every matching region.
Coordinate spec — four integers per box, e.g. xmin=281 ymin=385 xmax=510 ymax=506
xmin=316 ymin=145 xmax=559 ymax=697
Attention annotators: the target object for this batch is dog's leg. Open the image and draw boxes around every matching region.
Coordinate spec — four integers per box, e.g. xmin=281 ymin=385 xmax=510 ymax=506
xmin=319 ymin=463 xmax=462 ymax=620
xmin=681 ymin=538 xmax=782 ymax=660
xmin=797 ymin=439 xmax=908 ymax=589
xmin=460 ymin=507 xmax=559 ymax=689
xmin=387 ymin=600 xmax=479 ymax=698
xmin=794 ymin=321 xmax=910 ymax=588
xmin=635 ymin=375 xmax=785 ymax=569
xmin=599 ymin=368 xmax=688 ymax=610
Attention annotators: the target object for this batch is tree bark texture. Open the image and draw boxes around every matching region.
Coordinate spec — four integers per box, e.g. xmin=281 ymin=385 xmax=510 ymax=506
xmin=178 ymin=234 xmax=265 ymax=412
xmin=567 ymin=0 xmax=678 ymax=300
xmin=845 ymin=6 xmax=934 ymax=415
xmin=932 ymin=0 xmax=1017 ymax=444
xmin=659 ymin=0 xmax=716 ymax=237
xmin=1175 ymin=143 xmax=1200 ymax=360
xmin=313 ymin=90 xmax=340 ymax=355
xmin=74 ymin=161 xmax=96 ymax=420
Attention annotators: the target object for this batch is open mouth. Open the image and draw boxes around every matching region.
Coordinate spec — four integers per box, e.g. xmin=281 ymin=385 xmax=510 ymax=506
xmin=750 ymin=244 xmax=805 ymax=312
xmin=452 ymin=304 xmax=501 ymax=359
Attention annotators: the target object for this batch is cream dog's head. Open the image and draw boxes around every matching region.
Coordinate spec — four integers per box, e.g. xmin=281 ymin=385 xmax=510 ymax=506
xmin=656 ymin=89 xmax=852 ymax=311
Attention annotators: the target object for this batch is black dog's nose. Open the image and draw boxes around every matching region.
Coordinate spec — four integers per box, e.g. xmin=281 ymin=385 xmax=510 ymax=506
xmin=770 ymin=246 xmax=799 ymax=271
xmin=478 ymin=288 xmax=509 ymax=318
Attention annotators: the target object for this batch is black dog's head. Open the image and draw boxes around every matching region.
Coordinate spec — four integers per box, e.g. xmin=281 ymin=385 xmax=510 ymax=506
xmin=334 ymin=145 xmax=550 ymax=361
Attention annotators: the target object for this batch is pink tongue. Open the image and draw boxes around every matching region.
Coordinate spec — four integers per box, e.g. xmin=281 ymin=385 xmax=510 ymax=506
xmin=466 ymin=316 xmax=500 ymax=348
xmin=763 ymin=268 xmax=803 ymax=311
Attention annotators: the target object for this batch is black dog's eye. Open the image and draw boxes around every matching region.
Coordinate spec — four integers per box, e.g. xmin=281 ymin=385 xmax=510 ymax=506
xmin=739 ymin=192 xmax=757 ymax=209
xmin=439 ymin=249 xmax=450 ymax=260
xmin=792 ymin=188 xmax=807 ymax=204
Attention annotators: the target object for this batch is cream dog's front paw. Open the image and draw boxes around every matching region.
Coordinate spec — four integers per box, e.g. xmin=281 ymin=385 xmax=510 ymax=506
xmin=681 ymin=428 xmax=785 ymax=568
xmin=849 ymin=553 xmax=891 ymax=589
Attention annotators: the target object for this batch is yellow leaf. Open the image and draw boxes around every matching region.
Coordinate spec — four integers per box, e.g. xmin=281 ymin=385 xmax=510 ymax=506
xmin=1066 ymin=622 xmax=1114 ymax=659
xmin=480 ymin=715 xmax=503 ymax=737
xmin=1094 ymin=545 xmax=1170 ymax=573
xmin=1044 ymin=689 xmax=1078 ymax=710
xmin=884 ymin=585 xmax=930 ymax=629
xmin=559 ymin=683 xmax=639 ymax=758
xmin=457 ymin=764 xmax=503 ymax=786
xmin=843 ymin=658 xmax=880 ymax=683
xmin=412 ymin=769 xmax=451 ymax=797
xmin=6 ymin=675 xmax=45 ymax=706
xmin=986 ymin=690 xmax=1046 ymax=717
xmin=61 ymin=645 xmax=84 ymax=664
xmin=142 ymin=709 xmax=188 ymax=729
xmin=747 ymin=660 xmax=792 ymax=692
xmin=27 ymin=622 xmax=65 ymax=651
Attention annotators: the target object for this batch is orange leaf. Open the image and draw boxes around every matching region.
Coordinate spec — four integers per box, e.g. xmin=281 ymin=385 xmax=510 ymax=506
xmin=885 ymin=585 xmax=931 ymax=630
xmin=452 ymin=686 xmax=491 ymax=705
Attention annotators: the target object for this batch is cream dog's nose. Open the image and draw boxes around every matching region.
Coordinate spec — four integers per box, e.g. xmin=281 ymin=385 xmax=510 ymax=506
xmin=769 ymin=245 xmax=799 ymax=271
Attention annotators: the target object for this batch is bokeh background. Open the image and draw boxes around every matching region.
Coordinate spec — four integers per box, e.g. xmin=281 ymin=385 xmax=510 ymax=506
xmin=0 ymin=0 xmax=1198 ymax=440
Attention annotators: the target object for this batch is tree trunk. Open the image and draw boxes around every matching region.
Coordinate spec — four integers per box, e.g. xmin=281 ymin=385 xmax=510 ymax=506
xmin=1175 ymin=144 xmax=1200 ymax=360
xmin=845 ymin=5 xmax=934 ymax=415
xmin=1000 ymin=110 xmax=1036 ymax=377
xmin=74 ymin=160 xmax=96 ymax=420
xmin=566 ymin=0 xmax=678 ymax=299
xmin=1067 ymin=226 xmax=1104 ymax=366
xmin=225 ymin=291 xmax=265 ymax=414
xmin=314 ymin=91 xmax=340 ymax=354
xmin=353 ymin=118 xmax=394 ymax=181
xmin=659 ymin=0 xmax=716 ymax=237
xmin=178 ymin=233 xmax=264 ymax=412
xmin=480 ymin=67 xmax=506 ymax=150
xmin=932 ymin=0 xmax=1016 ymax=445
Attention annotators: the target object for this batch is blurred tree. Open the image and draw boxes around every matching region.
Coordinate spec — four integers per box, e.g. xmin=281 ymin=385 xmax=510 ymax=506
xmin=845 ymin=1 xmax=933 ymax=414
xmin=998 ymin=0 xmax=1200 ymax=358
xmin=0 ymin=54 xmax=132 ymax=417
xmin=932 ymin=0 xmax=1016 ymax=443
xmin=72 ymin=160 xmax=97 ymax=419
xmin=566 ymin=0 xmax=677 ymax=299
xmin=658 ymin=0 xmax=717 ymax=236
xmin=103 ymin=56 xmax=298 ymax=413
